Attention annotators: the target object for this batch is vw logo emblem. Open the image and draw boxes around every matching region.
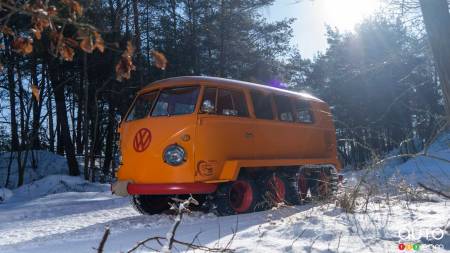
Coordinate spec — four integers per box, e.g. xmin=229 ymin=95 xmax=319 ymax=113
xmin=133 ymin=128 xmax=152 ymax=152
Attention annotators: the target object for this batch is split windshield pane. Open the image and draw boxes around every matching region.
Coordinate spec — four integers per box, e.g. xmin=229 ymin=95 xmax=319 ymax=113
xmin=151 ymin=86 xmax=200 ymax=116
xmin=125 ymin=91 xmax=158 ymax=121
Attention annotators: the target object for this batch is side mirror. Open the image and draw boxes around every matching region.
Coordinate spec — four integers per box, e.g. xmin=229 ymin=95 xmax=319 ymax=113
xmin=201 ymin=100 xmax=215 ymax=114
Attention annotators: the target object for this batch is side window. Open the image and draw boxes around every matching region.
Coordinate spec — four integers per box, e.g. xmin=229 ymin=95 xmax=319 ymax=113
xmin=250 ymin=90 xmax=274 ymax=120
xmin=293 ymin=99 xmax=313 ymax=123
xmin=200 ymin=87 xmax=217 ymax=113
xmin=274 ymin=95 xmax=294 ymax=122
xmin=217 ymin=89 xmax=249 ymax=117
xmin=126 ymin=91 xmax=158 ymax=121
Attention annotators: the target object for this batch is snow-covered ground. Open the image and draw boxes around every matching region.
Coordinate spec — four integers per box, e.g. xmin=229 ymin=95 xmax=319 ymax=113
xmin=0 ymin=133 xmax=449 ymax=252
xmin=0 ymin=180 xmax=448 ymax=253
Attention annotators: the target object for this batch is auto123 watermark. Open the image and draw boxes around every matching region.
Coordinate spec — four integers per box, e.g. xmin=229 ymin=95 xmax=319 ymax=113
xmin=397 ymin=226 xmax=447 ymax=251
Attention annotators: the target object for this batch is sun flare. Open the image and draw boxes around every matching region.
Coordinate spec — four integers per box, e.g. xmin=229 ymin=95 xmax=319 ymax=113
xmin=323 ymin=0 xmax=380 ymax=31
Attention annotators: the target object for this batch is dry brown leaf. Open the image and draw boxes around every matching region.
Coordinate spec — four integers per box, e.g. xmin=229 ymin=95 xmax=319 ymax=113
xmin=80 ymin=36 xmax=94 ymax=53
xmin=1 ymin=26 xmax=15 ymax=36
xmin=31 ymin=29 xmax=42 ymax=40
xmin=59 ymin=44 xmax=75 ymax=61
xmin=115 ymin=41 xmax=136 ymax=81
xmin=33 ymin=17 xmax=50 ymax=30
xmin=50 ymin=31 xmax=63 ymax=44
xmin=151 ymin=50 xmax=167 ymax=70
xmin=93 ymin=31 xmax=105 ymax=53
xmin=31 ymin=84 xmax=40 ymax=101
xmin=115 ymin=55 xmax=136 ymax=81
xmin=65 ymin=37 xmax=79 ymax=48
xmin=62 ymin=0 xmax=83 ymax=17
xmin=126 ymin=41 xmax=134 ymax=55
xmin=12 ymin=37 xmax=34 ymax=55
xmin=72 ymin=1 xmax=83 ymax=16
xmin=47 ymin=6 xmax=58 ymax=16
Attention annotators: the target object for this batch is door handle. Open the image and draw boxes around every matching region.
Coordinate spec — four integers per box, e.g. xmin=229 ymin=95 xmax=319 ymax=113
xmin=245 ymin=132 xmax=254 ymax=139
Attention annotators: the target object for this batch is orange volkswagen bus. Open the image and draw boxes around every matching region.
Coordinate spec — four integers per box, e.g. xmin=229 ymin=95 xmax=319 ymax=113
xmin=112 ymin=76 xmax=340 ymax=215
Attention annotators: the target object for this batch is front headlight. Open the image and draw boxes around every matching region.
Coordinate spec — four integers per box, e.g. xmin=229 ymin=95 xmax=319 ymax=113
xmin=163 ymin=144 xmax=186 ymax=166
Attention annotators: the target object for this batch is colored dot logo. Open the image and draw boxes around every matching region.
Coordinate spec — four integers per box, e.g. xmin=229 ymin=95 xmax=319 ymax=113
xmin=398 ymin=243 xmax=421 ymax=251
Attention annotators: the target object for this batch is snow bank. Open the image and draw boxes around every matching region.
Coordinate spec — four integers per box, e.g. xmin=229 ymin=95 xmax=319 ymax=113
xmin=0 ymin=150 xmax=69 ymax=188
xmin=346 ymin=132 xmax=450 ymax=192
xmin=10 ymin=175 xmax=109 ymax=202
xmin=0 ymin=187 xmax=13 ymax=203
xmin=381 ymin=132 xmax=450 ymax=187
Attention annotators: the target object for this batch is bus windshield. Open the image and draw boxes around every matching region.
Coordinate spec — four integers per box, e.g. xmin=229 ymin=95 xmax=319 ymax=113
xmin=151 ymin=86 xmax=199 ymax=116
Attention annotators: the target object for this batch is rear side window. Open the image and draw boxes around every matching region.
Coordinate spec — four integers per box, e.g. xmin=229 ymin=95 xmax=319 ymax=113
xmin=200 ymin=87 xmax=248 ymax=117
xmin=274 ymin=95 xmax=294 ymax=122
xmin=217 ymin=89 xmax=248 ymax=117
xmin=250 ymin=90 xmax=274 ymax=120
xmin=151 ymin=86 xmax=199 ymax=116
xmin=126 ymin=91 xmax=158 ymax=121
xmin=293 ymin=99 xmax=313 ymax=123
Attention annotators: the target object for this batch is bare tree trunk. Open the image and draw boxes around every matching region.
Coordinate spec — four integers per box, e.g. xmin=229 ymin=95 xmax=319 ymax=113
xmin=103 ymin=105 xmax=115 ymax=182
xmin=6 ymin=51 xmax=19 ymax=151
xmin=17 ymin=66 xmax=26 ymax=149
xmin=47 ymin=70 xmax=55 ymax=152
xmin=170 ymin=0 xmax=178 ymax=75
xmin=83 ymin=53 xmax=90 ymax=180
xmin=31 ymin=54 xmax=42 ymax=149
xmin=132 ymin=0 xmax=144 ymax=85
xmin=48 ymin=59 xmax=80 ymax=176
xmin=219 ymin=0 xmax=225 ymax=77
xmin=76 ymin=66 xmax=84 ymax=154
xmin=56 ymin=119 xmax=64 ymax=155
xmin=88 ymin=96 xmax=102 ymax=182
xmin=419 ymin=0 xmax=450 ymax=123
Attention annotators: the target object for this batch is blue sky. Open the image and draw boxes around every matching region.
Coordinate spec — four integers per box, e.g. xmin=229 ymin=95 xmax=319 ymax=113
xmin=264 ymin=0 xmax=382 ymax=59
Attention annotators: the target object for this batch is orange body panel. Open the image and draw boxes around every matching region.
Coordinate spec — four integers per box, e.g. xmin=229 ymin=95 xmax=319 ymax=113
xmin=116 ymin=76 xmax=340 ymax=187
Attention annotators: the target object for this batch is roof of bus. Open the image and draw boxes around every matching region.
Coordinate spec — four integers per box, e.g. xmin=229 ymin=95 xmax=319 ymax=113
xmin=141 ymin=76 xmax=324 ymax=103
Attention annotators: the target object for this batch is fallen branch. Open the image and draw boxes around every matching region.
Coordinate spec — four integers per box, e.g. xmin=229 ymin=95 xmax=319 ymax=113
xmin=161 ymin=196 xmax=199 ymax=252
xmin=418 ymin=183 xmax=450 ymax=199
xmin=127 ymin=236 xmax=232 ymax=252
xmin=96 ymin=226 xmax=110 ymax=253
xmin=126 ymin=196 xmax=234 ymax=252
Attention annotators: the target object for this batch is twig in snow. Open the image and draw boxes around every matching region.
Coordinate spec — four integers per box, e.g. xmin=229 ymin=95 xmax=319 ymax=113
xmin=126 ymin=236 xmax=231 ymax=253
xmin=161 ymin=196 xmax=199 ymax=252
xmin=336 ymin=232 xmax=342 ymax=253
xmin=96 ymin=226 xmax=110 ymax=253
xmin=290 ymin=228 xmax=307 ymax=247
xmin=223 ymin=216 xmax=238 ymax=251
xmin=308 ymin=235 xmax=320 ymax=253
xmin=126 ymin=196 xmax=234 ymax=253
xmin=418 ymin=182 xmax=450 ymax=199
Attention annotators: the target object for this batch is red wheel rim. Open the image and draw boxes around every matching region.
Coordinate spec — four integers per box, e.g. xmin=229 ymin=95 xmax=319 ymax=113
xmin=229 ymin=181 xmax=253 ymax=213
xmin=318 ymin=171 xmax=330 ymax=196
xmin=267 ymin=175 xmax=286 ymax=203
xmin=298 ymin=173 xmax=308 ymax=199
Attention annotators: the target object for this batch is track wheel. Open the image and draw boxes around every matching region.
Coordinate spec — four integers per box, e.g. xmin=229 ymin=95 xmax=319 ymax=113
xmin=213 ymin=177 xmax=260 ymax=216
xmin=318 ymin=169 xmax=332 ymax=197
xmin=263 ymin=173 xmax=287 ymax=206
xmin=131 ymin=195 xmax=171 ymax=215
xmin=298 ymin=171 xmax=308 ymax=200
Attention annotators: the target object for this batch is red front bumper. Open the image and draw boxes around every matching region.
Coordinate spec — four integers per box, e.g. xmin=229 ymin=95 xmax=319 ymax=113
xmin=126 ymin=182 xmax=218 ymax=195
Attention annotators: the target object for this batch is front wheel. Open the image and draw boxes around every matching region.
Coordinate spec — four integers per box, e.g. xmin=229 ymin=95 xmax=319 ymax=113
xmin=131 ymin=195 xmax=171 ymax=215
xmin=212 ymin=177 xmax=260 ymax=216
